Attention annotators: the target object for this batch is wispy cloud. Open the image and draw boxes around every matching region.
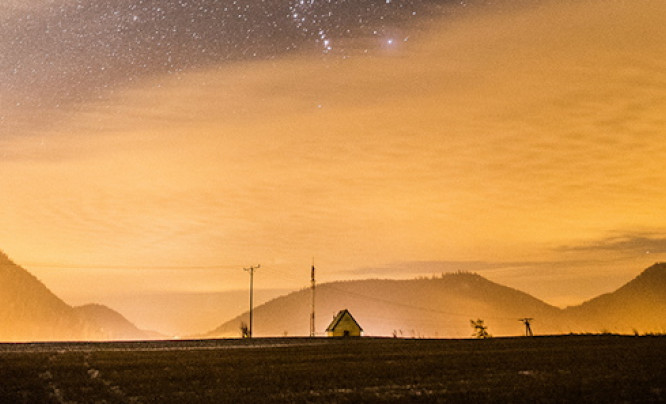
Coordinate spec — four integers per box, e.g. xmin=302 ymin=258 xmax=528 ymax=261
xmin=558 ymin=232 xmax=666 ymax=255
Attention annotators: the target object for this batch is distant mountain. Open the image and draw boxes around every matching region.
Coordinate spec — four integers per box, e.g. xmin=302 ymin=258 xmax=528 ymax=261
xmin=98 ymin=289 xmax=291 ymax=337
xmin=207 ymin=264 xmax=666 ymax=338
xmin=563 ymin=262 xmax=666 ymax=334
xmin=0 ymin=251 xmax=102 ymax=341
xmin=6 ymin=245 xmax=666 ymax=340
xmin=206 ymin=272 xmax=569 ymax=338
xmin=0 ymin=251 xmax=158 ymax=342
xmin=73 ymin=304 xmax=165 ymax=341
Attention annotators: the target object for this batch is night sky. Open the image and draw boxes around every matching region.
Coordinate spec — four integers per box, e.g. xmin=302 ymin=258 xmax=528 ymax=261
xmin=2 ymin=0 xmax=666 ymax=334
xmin=2 ymin=0 xmax=434 ymax=111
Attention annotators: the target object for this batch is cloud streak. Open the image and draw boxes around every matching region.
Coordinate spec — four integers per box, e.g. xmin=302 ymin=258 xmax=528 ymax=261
xmin=559 ymin=232 xmax=666 ymax=255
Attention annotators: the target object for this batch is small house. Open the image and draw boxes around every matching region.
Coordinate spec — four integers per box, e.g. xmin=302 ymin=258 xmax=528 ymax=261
xmin=326 ymin=309 xmax=363 ymax=337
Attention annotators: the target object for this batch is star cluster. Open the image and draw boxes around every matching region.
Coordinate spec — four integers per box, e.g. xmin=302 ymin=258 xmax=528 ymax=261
xmin=1 ymin=0 xmax=433 ymax=117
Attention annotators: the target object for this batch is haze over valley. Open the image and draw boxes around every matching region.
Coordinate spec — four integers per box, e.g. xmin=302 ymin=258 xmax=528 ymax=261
xmin=2 ymin=250 xmax=666 ymax=341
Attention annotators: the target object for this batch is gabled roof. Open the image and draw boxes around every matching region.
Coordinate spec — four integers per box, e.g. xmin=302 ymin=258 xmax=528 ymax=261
xmin=326 ymin=309 xmax=363 ymax=332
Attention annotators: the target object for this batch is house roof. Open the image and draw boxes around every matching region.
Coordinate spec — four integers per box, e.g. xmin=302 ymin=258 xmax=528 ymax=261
xmin=326 ymin=309 xmax=363 ymax=332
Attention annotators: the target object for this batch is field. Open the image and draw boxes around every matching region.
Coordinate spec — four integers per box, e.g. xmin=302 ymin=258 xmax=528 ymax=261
xmin=1 ymin=335 xmax=665 ymax=403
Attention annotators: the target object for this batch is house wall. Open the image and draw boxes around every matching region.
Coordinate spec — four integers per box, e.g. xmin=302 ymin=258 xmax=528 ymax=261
xmin=327 ymin=315 xmax=362 ymax=337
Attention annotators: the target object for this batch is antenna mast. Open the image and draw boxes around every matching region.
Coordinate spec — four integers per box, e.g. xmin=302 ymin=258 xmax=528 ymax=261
xmin=310 ymin=258 xmax=316 ymax=337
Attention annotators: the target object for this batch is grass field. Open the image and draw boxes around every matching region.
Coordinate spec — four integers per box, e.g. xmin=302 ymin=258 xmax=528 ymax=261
xmin=1 ymin=335 xmax=665 ymax=403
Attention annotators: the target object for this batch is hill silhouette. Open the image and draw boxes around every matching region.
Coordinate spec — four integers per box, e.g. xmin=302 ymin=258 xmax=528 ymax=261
xmin=0 ymin=251 xmax=102 ymax=341
xmin=4 ymin=246 xmax=666 ymax=340
xmin=206 ymin=272 xmax=569 ymax=338
xmin=73 ymin=304 xmax=164 ymax=341
xmin=563 ymin=262 xmax=666 ymax=334
xmin=207 ymin=264 xmax=666 ymax=338
xmin=0 ymin=251 xmax=155 ymax=341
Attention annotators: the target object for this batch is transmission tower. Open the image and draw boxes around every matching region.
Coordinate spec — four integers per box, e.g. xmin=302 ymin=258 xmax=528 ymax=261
xmin=244 ymin=264 xmax=260 ymax=338
xmin=519 ymin=318 xmax=534 ymax=337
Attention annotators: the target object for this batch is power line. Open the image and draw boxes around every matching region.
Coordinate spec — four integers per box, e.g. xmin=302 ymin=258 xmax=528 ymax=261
xmin=519 ymin=318 xmax=534 ymax=336
xmin=261 ymin=265 xmax=309 ymax=284
xmin=324 ymin=283 xmax=520 ymax=321
xmin=26 ymin=259 xmax=524 ymax=324
xmin=22 ymin=263 xmax=244 ymax=270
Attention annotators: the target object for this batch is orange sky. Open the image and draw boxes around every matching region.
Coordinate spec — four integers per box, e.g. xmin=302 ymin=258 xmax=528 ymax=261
xmin=2 ymin=0 xmax=666 ymax=332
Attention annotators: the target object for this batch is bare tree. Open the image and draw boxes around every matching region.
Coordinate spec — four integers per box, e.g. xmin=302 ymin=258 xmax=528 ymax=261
xmin=240 ymin=321 xmax=250 ymax=338
xmin=470 ymin=319 xmax=491 ymax=339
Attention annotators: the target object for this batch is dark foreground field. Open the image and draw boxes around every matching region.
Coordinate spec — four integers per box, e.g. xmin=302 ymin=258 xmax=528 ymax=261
xmin=1 ymin=335 xmax=665 ymax=403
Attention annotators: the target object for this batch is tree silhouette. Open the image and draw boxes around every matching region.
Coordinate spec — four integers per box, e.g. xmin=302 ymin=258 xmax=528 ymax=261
xmin=470 ymin=319 xmax=491 ymax=339
xmin=240 ymin=321 xmax=250 ymax=338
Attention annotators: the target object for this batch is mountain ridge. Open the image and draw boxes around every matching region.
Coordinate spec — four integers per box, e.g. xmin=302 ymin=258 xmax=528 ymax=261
xmin=4 ymin=248 xmax=666 ymax=340
xmin=206 ymin=264 xmax=666 ymax=338
xmin=0 ymin=251 xmax=100 ymax=341
xmin=0 ymin=250 xmax=160 ymax=341
xmin=563 ymin=262 xmax=666 ymax=334
xmin=205 ymin=272 xmax=568 ymax=338
xmin=73 ymin=304 xmax=165 ymax=341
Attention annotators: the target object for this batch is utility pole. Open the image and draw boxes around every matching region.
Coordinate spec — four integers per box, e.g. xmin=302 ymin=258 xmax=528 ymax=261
xmin=519 ymin=318 xmax=534 ymax=337
xmin=244 ymin=264 xmax=260 ymax=338
xmin=310 ymin=258 xmax=316 ymax=337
